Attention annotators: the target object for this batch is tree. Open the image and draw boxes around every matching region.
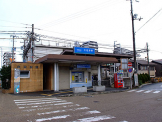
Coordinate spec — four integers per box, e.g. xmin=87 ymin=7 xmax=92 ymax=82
xmin=0 ymin=65 xmax=11 ymax=89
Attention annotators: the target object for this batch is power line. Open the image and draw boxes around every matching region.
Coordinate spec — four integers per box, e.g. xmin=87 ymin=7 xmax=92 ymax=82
xmin=38 ymin=0 xmax=123 ymax=29
xmin=0 ymin=20 xmax=31 ymax=26
xmin=0 ymin=25 xmax=31 ymax=29
xmin=0 ymin=31 xmax=28 ymax=32
xmin=136 ymin=8 xmax=162 ymax=33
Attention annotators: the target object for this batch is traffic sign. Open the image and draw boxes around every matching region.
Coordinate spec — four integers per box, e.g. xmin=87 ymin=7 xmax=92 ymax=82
xmin=128 ymin=68 xmax=132 ymax=73
xmin=128 ymin=62 xmax=132 ymax=67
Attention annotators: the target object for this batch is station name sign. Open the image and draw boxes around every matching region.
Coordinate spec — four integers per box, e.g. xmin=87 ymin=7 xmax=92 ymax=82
xmin=74 ymin=47 xmax=95 ymax=55
xmin=77 ymin=64 xmax=91 ymax=68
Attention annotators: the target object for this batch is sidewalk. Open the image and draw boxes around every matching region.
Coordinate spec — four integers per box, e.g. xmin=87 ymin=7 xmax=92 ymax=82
xmin=10 ymin=87 xmax=128 ymax=97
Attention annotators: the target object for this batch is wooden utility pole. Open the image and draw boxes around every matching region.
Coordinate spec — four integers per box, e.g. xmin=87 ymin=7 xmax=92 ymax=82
xmin=31 ymin=24 xmax=34 ymax=63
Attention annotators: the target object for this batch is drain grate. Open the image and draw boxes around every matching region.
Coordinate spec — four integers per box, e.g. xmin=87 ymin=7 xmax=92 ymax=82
xmin=93 ymin=101 xmax=99 ymax=103
xmin=85 ymin=96 xmax=93 ymax=98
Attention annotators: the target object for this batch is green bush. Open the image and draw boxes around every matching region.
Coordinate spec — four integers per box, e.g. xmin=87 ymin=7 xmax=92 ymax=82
xmin=0 ymin=65 xmax=11 ymax=89
xmin=145 ymin=73 xmax=150 ymax=81
xmin=138 ymin=80 xmax=143 ymax=86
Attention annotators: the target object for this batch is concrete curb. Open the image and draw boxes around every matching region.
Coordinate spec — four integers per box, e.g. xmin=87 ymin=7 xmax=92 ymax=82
xmin=57 ymin=89 xmax=128 ymax=97
xmin=139 ymin=83 xmax=152 ymax=88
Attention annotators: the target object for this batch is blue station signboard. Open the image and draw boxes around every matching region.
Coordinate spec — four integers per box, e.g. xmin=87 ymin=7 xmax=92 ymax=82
xmin=74 ymin=47 xmax=95 ymax=55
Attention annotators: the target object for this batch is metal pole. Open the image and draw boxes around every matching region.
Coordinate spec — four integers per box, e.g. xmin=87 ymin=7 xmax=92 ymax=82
xmin=130 ymin=0 xmax=137 ymax=73
xmin=12 ymin=36 xmax=14 ymax=62
xmin=147 ymin=42 xmax=150 ymax=76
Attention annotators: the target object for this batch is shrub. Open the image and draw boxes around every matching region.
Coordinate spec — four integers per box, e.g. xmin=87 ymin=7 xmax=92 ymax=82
xmin=0 ymin=65 xmax=11 ymax=89
xmin=138 ymin=80 xmax=143 ymax=86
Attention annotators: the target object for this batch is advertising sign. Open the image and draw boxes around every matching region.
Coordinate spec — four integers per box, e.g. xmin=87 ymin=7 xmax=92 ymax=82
xmin=14 ymin=68 xmax=20 ymax=94
xmin=74 ymin=47 xmax=95 ymax=55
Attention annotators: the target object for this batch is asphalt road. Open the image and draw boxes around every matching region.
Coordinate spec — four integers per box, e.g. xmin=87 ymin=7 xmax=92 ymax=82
xmin=0 ymin=83 xmax=162 ymax=122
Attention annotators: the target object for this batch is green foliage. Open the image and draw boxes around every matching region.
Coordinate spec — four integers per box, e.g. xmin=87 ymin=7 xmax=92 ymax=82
xmin=138 ymin=80 xmax=143 ymax=86
xmin=0 ymin=65 xmax=11 ymax=89
xmin=145 ymin=73 xmax=150 ymax=81
xmin=138 ymin=73 xmax=151 ymax=84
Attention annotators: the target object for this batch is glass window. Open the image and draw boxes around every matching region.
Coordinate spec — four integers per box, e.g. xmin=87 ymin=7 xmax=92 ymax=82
xmin=121 ymin=59 xmax=128 ymax=69
xmin=20 ymin=71 xmax=30 ymax=78
xmin=150 ymin=66 xmax=154 ymax=70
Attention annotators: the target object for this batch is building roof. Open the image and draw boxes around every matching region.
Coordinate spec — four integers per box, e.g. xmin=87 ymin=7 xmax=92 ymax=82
xmin=152 ymin=59 xmax=162 ymax=65
xmin=130 ymin=60 xmax=156 ymax=66
xmin=35 ymin=54 xmax=119 ymax=64
xmin=61 ymin=50 xmax=133 ymax=59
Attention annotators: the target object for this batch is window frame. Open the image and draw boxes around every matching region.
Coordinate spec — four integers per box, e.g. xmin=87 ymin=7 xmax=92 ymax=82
xmin=20 ymin=70 xmax=30 ymax=78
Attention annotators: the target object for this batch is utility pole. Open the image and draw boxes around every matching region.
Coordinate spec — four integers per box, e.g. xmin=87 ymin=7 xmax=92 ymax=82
xmin=31 ymin=24 xmax=34 ymax=63
xmin=130 ymin=0 xmax=137 ymax=73
xmin=10 ymin=35 xmax=18 ymax=62
xmin=114 ymin=41 xmax=117 ymax=73
xmin=146 ymin=42 xmax=150 ymax=76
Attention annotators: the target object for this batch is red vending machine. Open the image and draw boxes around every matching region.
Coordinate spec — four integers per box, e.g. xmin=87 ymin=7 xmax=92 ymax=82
xmin=114 ymin=70 xmax=123 ymax=88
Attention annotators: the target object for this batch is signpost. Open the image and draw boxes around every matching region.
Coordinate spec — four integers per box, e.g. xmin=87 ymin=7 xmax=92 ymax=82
xmin=128 ymin=62 xmax=132 ymax=89
xmin=128 ymin=62 xmax=132 ymax=67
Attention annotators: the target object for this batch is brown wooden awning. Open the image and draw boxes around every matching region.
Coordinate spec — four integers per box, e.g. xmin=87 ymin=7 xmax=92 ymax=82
xmin=35 ymin=54 xmax=119 ymax=64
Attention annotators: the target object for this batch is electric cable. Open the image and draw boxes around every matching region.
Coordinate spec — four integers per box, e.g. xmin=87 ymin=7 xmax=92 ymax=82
xmin=0 ymin=20 xmax=31 ymax=26
xmin=136 ymin=8 xmax=162 ymax=33
xmin=39 ymin=0 xmax=124 ymax=29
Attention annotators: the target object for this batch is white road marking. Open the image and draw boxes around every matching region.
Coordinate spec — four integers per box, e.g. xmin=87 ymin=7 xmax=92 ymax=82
xmin=136 ymin=90 xmax=145 ymax=93
xmin=127 ymin=90 xmax=136 ymax=92
xmin=35 ymin=115 xmax=70 ymax=122
xmin=144 ymin=90 xmax=152 ymax=93
xmin=54 ymin=102 xmax=73 ymax=105
xmin=14 ymin=98 xmax=60 ymax=101
xmin=37 ymin=107 xmax=90 ymax=115
xmin=16 ymin=100 xmax=67 ymax=106
xmin=15 ymin=99 xmax=65 ymax=103
xmin=19 ymin=103 xmax=80 ymax=111
xmin=15 ymin=100 xmax=67 ymax=105
xmin=153 ymin=91 xmax=160 ymax=93
xmin=73 ymin=115 xmax=115 ymax=122
xmin=15 ymin=98 xmax=116 ymax=122
xmin=84 ymin=110 xmax=101 ymax=114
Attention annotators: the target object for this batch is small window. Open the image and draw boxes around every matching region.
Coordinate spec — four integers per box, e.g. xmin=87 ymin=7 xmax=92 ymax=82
xmin=30 ymin=66 xmax=33 ymax=69
xmin=17 ymin=66 xmax=20 ymax=68
xmin=24 ymin=66 xmax=26 ymax=68
xmin=20 ymin=71 xmax=30 ymax=78
xmin=35 ymin=66 xmax=38 ymax=69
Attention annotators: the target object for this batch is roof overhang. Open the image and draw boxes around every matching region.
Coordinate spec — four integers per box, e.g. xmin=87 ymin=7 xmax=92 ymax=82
xmin=35 ymin=54 xmax=119 ymax=64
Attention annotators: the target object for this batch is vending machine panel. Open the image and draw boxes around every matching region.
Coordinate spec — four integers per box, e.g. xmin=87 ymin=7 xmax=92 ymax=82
xmin=114 ymin=70 xmax=123 ymax=88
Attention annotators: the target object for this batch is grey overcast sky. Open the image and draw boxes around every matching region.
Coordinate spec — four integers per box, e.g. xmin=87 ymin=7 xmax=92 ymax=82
xmin=0 ymin=0 xmax=162 ymax=65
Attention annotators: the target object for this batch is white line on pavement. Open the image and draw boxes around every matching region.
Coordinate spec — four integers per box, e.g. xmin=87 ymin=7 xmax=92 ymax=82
xmin=37 ymin=107 xmax=90 ymax=115
xmin=127 ymin=90 xmax=136 ymax=92
xmin=14 ymin=98 xmax=60 ymax=101
xmin=144 ymin=90 xmax=152 ymax=93
xmin=153 ymin=91 xmax=160 ymax=93
xmin=136 ymin=90 xmax=145 ymax=93
xmin=72 ymin=115 xmax=116 ymax=122
xmin=35 ymin=115 xmax=70 ymax=122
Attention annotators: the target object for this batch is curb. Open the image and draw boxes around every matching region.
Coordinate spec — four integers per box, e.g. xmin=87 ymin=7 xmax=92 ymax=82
xmin=139 ymin=83 xmax=152 ymax=88
xmin=57 ymin=89 xmax=128 ymax=97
